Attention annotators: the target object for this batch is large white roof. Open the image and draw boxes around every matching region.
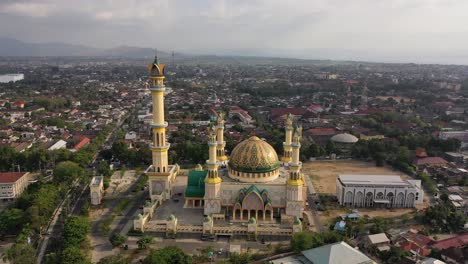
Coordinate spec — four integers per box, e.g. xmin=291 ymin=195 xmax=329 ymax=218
xmin=367 ymin=233 xmax=390 ymax=244
xmin=331 ymin=133 xmax=359 ymax=143
xmin=302 ymin=241 xmax=374 ymax=264
xmin=338 ymin=174 xmax=412 ymax=187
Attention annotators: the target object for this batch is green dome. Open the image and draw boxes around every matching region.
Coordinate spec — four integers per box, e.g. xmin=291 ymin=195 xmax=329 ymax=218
xmin=229 ymin=136 xmax=279 ymax=173
xmin=135 ymin=213 xmax=143 ymax=220
xmin=248 ymin=217 xmax=257 ymax=224
xmin=294 ymin=216 xmax=302 ymax=225
xmin=204 ymin=215 xmax=212 ymax=222
xmin=167 ymin=214 xmax=176 ymax=221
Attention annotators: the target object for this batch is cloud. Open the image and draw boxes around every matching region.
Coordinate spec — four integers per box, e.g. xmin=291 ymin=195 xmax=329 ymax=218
xmin=0 ymin=0 xmax=468 ymax=63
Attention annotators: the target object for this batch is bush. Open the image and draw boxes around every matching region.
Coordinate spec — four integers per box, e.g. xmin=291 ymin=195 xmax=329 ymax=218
xmin=143 ymin=246 xmax=191 ymax=264
xmin=109 ymin=233 xmax=127 ymax=248
xmin=137 ymin=235 xmax=154 ymax=249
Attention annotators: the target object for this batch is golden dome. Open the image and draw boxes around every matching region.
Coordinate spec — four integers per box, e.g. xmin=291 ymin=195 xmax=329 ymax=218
xmin=229 ymin=136 xmax=279 ymax=173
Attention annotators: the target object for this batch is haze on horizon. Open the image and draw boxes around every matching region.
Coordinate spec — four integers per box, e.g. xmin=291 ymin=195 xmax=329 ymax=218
xmin=1 ymin=0 xmax=468 ymax=64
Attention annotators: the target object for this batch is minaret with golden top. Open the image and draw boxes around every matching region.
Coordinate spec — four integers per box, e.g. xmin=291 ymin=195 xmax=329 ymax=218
xmin=282 ymin=113 xmax=294 ymax=163
xmin=216 ymin=112 xmax=228 ymax=162
xmin=286 ymin=125 xmax=305 ymax=217
xmin=204 ymin=126 xmax=222 ymax=215
xmin=146 ymin=54 xmax=175 ymax=201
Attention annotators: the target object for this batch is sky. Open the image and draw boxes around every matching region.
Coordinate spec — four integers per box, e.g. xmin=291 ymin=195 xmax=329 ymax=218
xmin=1 ymin=0 xmax=468 ymax=64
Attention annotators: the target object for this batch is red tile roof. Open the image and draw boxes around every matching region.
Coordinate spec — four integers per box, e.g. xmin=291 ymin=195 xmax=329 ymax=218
xmin=415 ymin=149 xmax=428 ymax=158
xmin=73 ymin=136 xmax=90 ymax=150
xmin=270 ymin=108 xmax=307 ymax=120
xmin=307 ymin=128 xmax=337 ymax=136
xmin=0 ymin=172 xmax=28 ymax=183
xmin=416 ymin=157 xmax=448 ymax=166
xmin=432 ymin=234 xmax=468 ymax=250
xmin=399 ymin=240 xmax=431 ymax=256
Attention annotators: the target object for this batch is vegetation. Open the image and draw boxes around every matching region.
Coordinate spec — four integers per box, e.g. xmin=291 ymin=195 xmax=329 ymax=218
xmin=109 ymin=233 xmax=127 ymax=248
xmin=137 ymin=235 xmax=154 ymax=249
xmin=290 ymin=231 xmax=345 ymax=253
xmin=142 ymin=246 xmax=192 ymax=264
xmin=418 ymin=203 xmax=466 ymax=232
xmin=97 ymin=255 xmax=131 ymax=264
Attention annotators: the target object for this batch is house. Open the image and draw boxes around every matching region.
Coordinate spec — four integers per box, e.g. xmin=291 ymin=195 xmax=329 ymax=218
xmin=0 ymin=172 xmax=31 ymax=201
xmin=418 ymin=258 xmax=445 ymax=264
xmin=307 ymin=104 xmax=324 ymax=113
xmin=395 ymin=229 xmax=433 ymax=257
xmin=431 ymin=233 xmax=468 ymax=251
xmin=229 ymin=107 xmax=253 ymax=125
xmin=415 ymin=157 xmax=448 ymax=167
xmin=72 ymin=136 xmax=90 ymax=151
xmin=415 ymin=149 xmax=428 ymax=158
xmin=47 ymin=139 xmax=67 ymax=150
xmin=366 ymin=233 xmax=390 ymax=251
xmin=270 ymin=107 xmax=307 ymax=123
xmin=12 ymin=100 xmax=25 ymax=109
xmin=301 ymin=241 xmax=375 ymax=264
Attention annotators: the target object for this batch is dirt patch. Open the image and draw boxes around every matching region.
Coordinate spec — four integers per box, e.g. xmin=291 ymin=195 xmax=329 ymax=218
xmin=303 ymin=160 xmax=405 ymax=194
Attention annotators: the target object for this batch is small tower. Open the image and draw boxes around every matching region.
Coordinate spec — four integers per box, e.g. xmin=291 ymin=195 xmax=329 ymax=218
xmin=204 ymin=127 xmax=222 ymax=215
xmin=282 ymin=113 xmax=294 ymax=164
xmin=215 ymin=112 xmax=228 ymax=163
xmin=286 ymin=125 xmax=305 ymax=218
xmin=146 ymin=53 xmax=177 ymax=202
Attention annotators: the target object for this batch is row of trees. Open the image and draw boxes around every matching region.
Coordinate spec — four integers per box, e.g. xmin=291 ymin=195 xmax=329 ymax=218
xmin=45 ymin=216 xmax=91 ymax=264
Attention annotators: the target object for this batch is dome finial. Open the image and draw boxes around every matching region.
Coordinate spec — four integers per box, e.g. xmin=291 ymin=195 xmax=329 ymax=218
xmin=153 ymin=48 xmax=158 ymax=64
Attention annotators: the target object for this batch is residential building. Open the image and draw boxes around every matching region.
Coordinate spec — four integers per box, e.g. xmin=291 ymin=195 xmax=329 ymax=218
xmin=0 ymin=172 xmax=30 ymax=201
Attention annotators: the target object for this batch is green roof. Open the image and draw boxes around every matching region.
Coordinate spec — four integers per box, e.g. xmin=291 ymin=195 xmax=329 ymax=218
xmin=236 ymin=185 xmax=272 ymax=205
xmin=185 ymin=170 xmax=207 ymax=198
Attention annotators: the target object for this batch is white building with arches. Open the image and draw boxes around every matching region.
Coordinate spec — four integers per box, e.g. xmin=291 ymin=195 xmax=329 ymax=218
xmin=336 ymin=174 xmax=424 ymax=208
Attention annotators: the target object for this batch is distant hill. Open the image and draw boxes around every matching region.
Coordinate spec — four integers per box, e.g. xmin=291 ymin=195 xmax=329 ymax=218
xmin=0 ymin=37 xmax=98 ymax=56
xmin=0 ymin=37 xmax=175 ymax=58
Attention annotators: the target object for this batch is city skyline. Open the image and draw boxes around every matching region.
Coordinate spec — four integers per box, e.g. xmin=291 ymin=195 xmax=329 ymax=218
xmin=1 ymin=0 xmax=468 ymax=64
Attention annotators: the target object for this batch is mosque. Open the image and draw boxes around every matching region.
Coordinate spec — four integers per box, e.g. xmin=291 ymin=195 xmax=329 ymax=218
xmin=184 ymin=111 xmax=307 ymax=223
xmin=135 ymin=56 xmax=306 ymax=234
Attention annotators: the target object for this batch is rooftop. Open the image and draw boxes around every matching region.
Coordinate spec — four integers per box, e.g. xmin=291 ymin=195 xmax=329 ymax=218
xmin=338 ymin=174 xmax=414 ymax=187
xmin=0 ymin=172 xmax=29 ymax=183
xmin=301 ymin=241 xmax=374 ymax=264
xmin=367 ymin=233 xmax=390 ymax=245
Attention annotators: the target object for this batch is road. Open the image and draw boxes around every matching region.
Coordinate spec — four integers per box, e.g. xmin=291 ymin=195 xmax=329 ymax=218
xmin=37 ymin=115 xmax=129 ymax=264
xmin=36 ymin=180 xmax=80 ymax=264
xmin=303 ymin=174 xmax=325 ymax=232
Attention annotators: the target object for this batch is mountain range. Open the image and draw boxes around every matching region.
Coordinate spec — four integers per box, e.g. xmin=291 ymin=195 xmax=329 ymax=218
xmin=0 ymin=37 xmax=173 ymax=58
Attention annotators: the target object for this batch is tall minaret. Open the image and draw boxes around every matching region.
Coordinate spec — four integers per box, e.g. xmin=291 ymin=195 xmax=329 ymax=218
xmin=147 ymin=54 xmax=175 ymax=201
xmin=204 ymin=127 xmax=222 ymax=215
xmin=286 ymin=125 xmax=305 ymax=218
xmin=216 ymin=112 xmax=228 ymax=163
xmin=282 ymin=113 xmax=294 ymax=164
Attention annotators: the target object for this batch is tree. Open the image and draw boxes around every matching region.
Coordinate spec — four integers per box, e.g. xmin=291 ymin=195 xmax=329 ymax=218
xmin=290 ymin=232 xmax=314 ymax=253
xmin=228 ymin=252 xmax=252 ymax=264
xmin=97 ymin=255 xmax=130 ymax=264
xmin=0 ymin=208 xmax=25 ymax=236
xmin=63 ymin=216 xmax=90 ymax=248
xmin=97 ymin=160 xmax=112 ymax=177
xmin=137 ymin=235 xmax=154 ymax=249
xmin=60 ymin=246 xmax=90 ymax=264
xmin=142 ymin=246 xmax=192 ymax=264
xmin=3 ymin=242 xmax=37 ymax=264
xmin=109 ymin=233 xmax=127 ymax=248
xmin=53 ymin=161 xmax=86 ymax=185
xmin=440 ymin=193 xmax=449 ymax=203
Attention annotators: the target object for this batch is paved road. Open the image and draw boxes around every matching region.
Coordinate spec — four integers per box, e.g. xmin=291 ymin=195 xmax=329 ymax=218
xmin=303 ymin=174 xmax=325 ymax=232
